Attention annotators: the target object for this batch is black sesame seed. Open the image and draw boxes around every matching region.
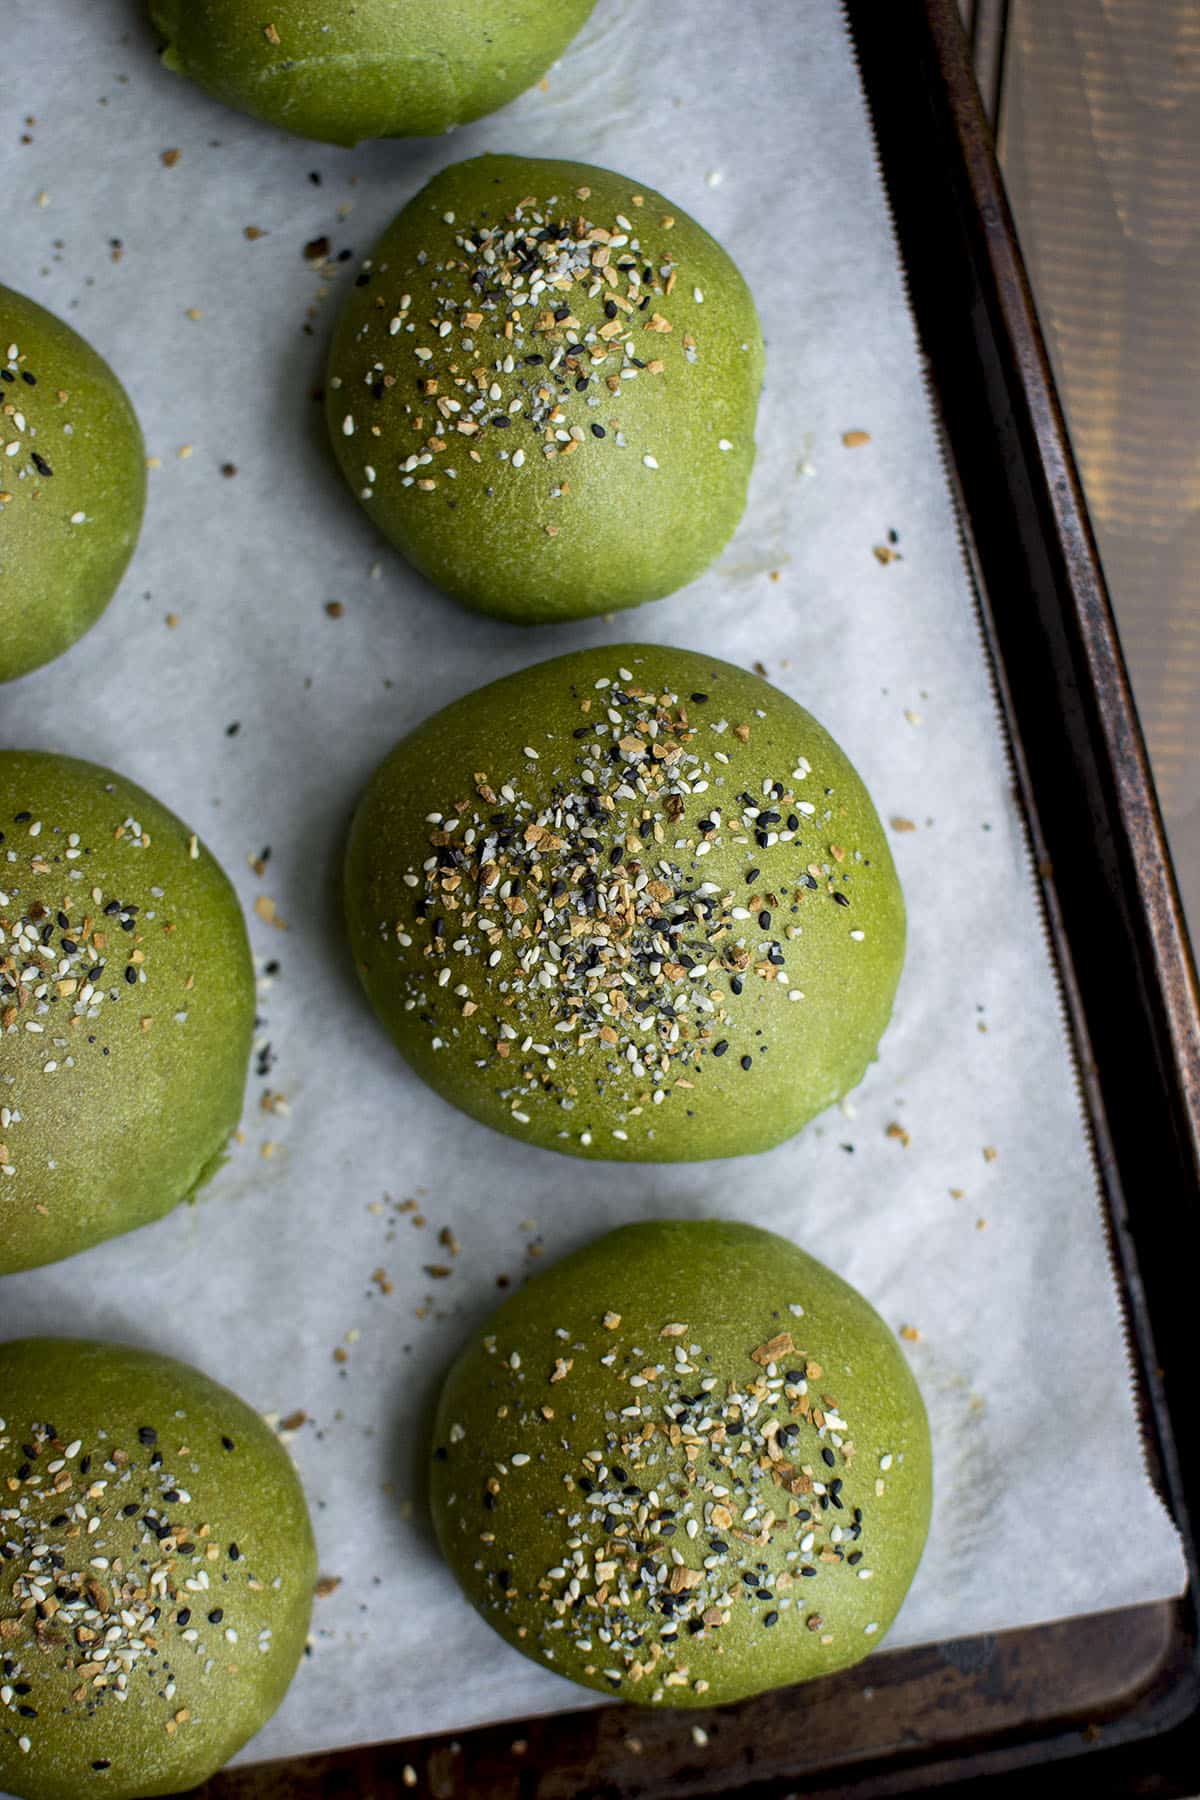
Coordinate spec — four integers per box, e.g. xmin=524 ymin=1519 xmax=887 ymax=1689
xmin=490 ymin=414 xmax=511 ymax=428
xmin=137 ymin=1426 xmax=158 ymax=1446
xmin=833 ymin=891 xmax=851 ymax=907
xmin=177 ymin=1608 xmax=191 ymax=1625
xmin=763 ymin=1611 xmax=779 ymax=1627
xmin=31 ymin=452 xmax=53 ymax=477
xmin=124 ymin=965 xmax=137 ymax=985
xmin=758 ymin=910 xmax=771 ymax=930
xmin=822 ymin=1447 xmax=836 ymax=1468
xmin=712 ymin=1040 xmax=729 ymax=1057
xmin=590 ymin=423 xmax=606 ymax=438
xmin=740 ymin=1054 xmax=753 ymax=1071
xmin=221 ymin=1436 xmax=235 ymax=1452
xmin=801 ymin=1565 xmax=817 ymax=1578
xmin=207 ymin=1608 xmax=224 ymax=1624
xmin=847 ymin=1551 xmax=863 ymax=1565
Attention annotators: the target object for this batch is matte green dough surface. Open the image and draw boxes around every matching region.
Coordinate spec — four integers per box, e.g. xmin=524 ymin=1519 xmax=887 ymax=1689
xmin=148 ymin=1 xmax=598 ymax=146
xmin=0 ymin=753 xmax=255 ymax=1274
xmin=0 ymin=1338 xmax=316 ymax=1799
xmin=0 ymin=288 xmax=145 ymax=685
xmin=431 ymin=1219 xmax=932 ymax=1707
xmin=345 ymin=645 xmax=905 ymax=1161
xmin=325 ymin=155 xmax=764 ymax=622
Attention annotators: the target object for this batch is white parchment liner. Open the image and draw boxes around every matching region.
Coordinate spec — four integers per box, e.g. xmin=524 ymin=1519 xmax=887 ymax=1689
xmin=0 ymin=0 xmax=1185 ymax=1770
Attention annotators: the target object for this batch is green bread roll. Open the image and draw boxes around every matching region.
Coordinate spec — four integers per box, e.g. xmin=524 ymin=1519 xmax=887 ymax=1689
xmin=0 ymin=1338 xmax=316 ymax=1799
xmin=431 ymin=1219 xmax=932 ymax=1706
xmin=0 ymin=752 xmax=255 ymax=1274
xmin=325 ymin=155 xmax=764 ymax=622
xmin=148 ymin=1 xmax=598 ymax=146
xmin=345 ymin=645 xmax=905 ymax=1161
xmin=0 ymin=288 xmax=145 ymax=685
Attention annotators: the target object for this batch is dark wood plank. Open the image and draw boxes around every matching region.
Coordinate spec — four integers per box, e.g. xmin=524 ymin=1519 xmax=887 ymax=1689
xmin=1001 ymin=0 xmax=1200 ymax=937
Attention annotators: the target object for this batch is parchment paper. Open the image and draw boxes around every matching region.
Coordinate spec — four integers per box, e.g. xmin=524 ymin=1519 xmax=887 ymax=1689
xmin=0 ymin=0 xmax=1186 ymax=1771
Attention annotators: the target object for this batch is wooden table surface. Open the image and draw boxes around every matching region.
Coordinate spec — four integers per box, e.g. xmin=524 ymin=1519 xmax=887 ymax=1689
xmin=998 ymin=0 xmax=1200 ymax=937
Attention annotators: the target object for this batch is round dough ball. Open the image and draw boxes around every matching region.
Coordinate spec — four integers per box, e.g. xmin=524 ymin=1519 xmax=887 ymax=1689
xmin=345 ymin=645 xmax=904 ymax=1161
xmin=325 ymin=155 xmax=763 ymax=622
xmin=0 ymin=288 xmax=145 ymax=684
xmin=431 ymin=1218 xmax=932 ymax=1706
xmin=0 ymin=752 xmax=255 ymax=1274
xmin=148 ymin=1 xmax=598 ymax=146
xmin=0 ymin=1337 xmax=316 ymax=1799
